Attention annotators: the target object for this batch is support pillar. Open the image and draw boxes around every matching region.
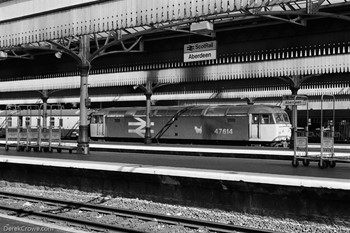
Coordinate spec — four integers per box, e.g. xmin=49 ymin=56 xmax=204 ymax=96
xmin=144 ymin=81 xmax=152 ymax=145
xmin=77 ymin=35 xmax=90 ymax=154
xmin=41 ymin=90 xmax=49 ymax=129
xmin=291 ymin=87 xmax=299 ymax=131
xmin=290 ymin=87 xmax=299 ymax=149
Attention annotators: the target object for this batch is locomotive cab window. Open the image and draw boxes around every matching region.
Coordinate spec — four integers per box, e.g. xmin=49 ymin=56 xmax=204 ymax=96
xmin=260 ymin=114 xmax=271 ymax=124
xmin=91 ymin=115 xmax=103 ymax=124
xmin=252 ymin=114 xmax=259 ymax=124
xmin=252 ymin=114 xmax=272 ymax=124
xmin=274 ymin=113 xmax=290 ymax=124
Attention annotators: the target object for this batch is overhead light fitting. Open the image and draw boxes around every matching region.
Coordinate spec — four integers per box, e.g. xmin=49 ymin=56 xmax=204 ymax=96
xmin=55 ymin=51 xmax=62 ymax=59
xmin=190 ymin=21 xmax=214 ymax=34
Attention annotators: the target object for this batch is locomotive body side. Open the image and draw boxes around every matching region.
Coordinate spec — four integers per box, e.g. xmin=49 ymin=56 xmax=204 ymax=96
xmin=90 ymin=105 xmax=291 ymax=146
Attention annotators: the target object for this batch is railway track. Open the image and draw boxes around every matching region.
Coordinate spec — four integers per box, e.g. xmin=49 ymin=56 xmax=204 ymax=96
xmin=0 ymin=191 xmax=277 ymax=233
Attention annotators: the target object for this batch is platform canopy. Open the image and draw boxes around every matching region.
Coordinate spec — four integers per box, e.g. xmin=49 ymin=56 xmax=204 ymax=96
xmin=1 ymin=0 xmax=350 ymax=55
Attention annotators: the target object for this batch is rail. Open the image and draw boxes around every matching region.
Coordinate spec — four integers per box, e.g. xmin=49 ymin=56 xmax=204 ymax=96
xmin=0 ymin=191 xmax=275 ymax=233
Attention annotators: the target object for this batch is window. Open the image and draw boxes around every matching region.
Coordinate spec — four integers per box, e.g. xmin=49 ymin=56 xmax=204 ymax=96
xmin=274 ymin=113 xmax=290 ymax=124
xmin=156 ymin=110 xmax=168 ymax=116
xmin=92 ymin=115 xmax=103 ymax=124
xmin=156 ymin=110 xmax=179 ymax=116
xmin=135 ymin=110 xmax=146 ymax=116
xmin=252 ymin=114 xmax=259 ymax=124
xmin=7 ymin=117 xmax=12 ymax=127
xmin=260 ymin=114 xmax=271 ymax=124
xmin=205 ymin=107 xmax=226 ymax=116
xmin=189 ymin=109 xmax=203 ymax=116
xmin=109 ymin=110 xmax=126 ymax=117
xmin=252 ymin=114 xmax=272 ymax=124
xmin=25 ymin=117 xmax=31 ymax=127
xmin=50 ymin=117 xmax=55 ymax=127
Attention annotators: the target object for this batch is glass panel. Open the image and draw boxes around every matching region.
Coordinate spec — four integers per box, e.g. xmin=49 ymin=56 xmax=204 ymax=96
xmin=8 ymin=117 xmax=12 ymax=127
xmin=205 ymin=107 xmax=226 ymax=116
xmin=167 ymin=110 xmax=178 ymax=116
xmin=156 ymin=110 xmax=168 ymax=116
xmin=25 ymin=117 xmax=31 ymax=127
xmin=283 ymin=113 xmax=290 ymax=123
xmin=260 ymin=114 xmax=271 ymax=124
xmin=274 ymin=113 xmax=290 ymax=124
xmin=189 ymin=109 xmax=203 ymax=116
xmin=135 ymin=110 xmax=146 ymax=116
xmin=252 ymin=114 xmax=259 ymax=124
xmin=109 ymin=110 xmax=126 ymax=116
xmin=50 ymin=117 xmax=55 ymax=126
xmin=274 ymin=113 xmax=284 ymax=123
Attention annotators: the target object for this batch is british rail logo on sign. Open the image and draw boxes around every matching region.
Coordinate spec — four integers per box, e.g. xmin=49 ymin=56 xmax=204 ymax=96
xmin=184 ymin=41 xmax=217 ymax=62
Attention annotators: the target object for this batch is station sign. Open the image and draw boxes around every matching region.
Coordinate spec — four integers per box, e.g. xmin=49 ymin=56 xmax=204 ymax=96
xmin=282 ymin=95 xmax=307 ymax=106
xmin=282 ymin=99 xmax=307 ymax=106
xmin=184 ymin=41 xmax=217 ymax=62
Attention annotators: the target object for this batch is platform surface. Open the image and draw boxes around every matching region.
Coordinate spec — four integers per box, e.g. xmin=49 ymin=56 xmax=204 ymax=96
xmin=0 ymin=148 xmax=349 ymax=190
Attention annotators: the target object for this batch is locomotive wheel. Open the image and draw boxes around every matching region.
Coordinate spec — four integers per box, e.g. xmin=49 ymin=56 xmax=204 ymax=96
xmin=292 ymin=159 xmax=299 ymax=167
xmin=26 ymin=147 xmax=31 ymax=152
xmin=318 ymin=160 xmax=327 ymax=169
xmin=302 ymin=159 xmax=310 ymax=167
xmin=16 ymin=147 xmax=20 ymax=152
xmin=329 ymin=161 xmax=336 ymax=168
xmin=325 ymin=161 xmax=329 ymax=168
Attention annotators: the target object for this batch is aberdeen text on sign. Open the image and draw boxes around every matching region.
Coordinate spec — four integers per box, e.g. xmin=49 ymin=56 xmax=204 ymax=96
xmin=184 ymin=41 xmax=217 ymax=62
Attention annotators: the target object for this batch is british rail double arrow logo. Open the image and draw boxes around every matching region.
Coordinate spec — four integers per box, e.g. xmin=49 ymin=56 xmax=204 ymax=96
xmin=128 ymin=117 xmax=154 ymax=137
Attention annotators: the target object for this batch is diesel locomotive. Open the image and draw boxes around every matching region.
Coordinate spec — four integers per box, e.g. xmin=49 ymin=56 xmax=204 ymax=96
xmin=90 ymin=104 xmax=292 ymax=147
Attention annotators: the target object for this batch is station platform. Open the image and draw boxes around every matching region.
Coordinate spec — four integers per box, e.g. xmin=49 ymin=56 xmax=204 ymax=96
xmin=38 ymin=140 xmax=350 ymax=160
xmin=0 ymin=145 xmax=349 ymax=219
xmin=0 ymin=139 xmax=349 ymax=160
xmin=0 ymin=148 xmax=349 ymax=190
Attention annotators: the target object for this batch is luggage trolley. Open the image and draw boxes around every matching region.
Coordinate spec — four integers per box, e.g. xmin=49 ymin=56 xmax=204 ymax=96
xmin=291 ymin=95 xmax=339 ymax=169
xmin=5 ymin=105 xmax=41 ymax=152
xmin=318 ymin=94 xmax=336 ymax=168
xmin=5 ymin=105 xmax=21 ymax=151
xmin=289 ymin=95 xmax=310 ymax=167
xmin=39 ymin=104 xmax=75 ymax=153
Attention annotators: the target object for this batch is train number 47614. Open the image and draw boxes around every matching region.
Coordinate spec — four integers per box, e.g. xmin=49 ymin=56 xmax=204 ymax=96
xmin=214 ymin=128 xmax=233 ymax=134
